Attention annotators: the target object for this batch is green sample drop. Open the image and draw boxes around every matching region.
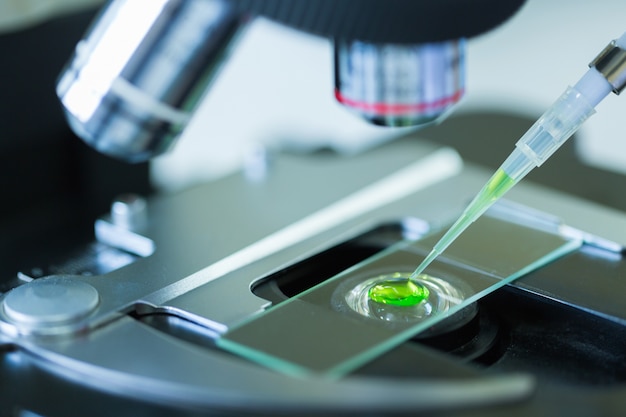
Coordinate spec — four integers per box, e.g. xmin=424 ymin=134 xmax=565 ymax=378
xmin=368 ymin=279 xmax=430 ymax=307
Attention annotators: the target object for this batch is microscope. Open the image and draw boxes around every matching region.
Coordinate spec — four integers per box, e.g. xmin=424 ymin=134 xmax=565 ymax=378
xmin=55 ymin=0 xmax=525 ymax=161
xmin=3 ymin=1 xmax=626 ymax=416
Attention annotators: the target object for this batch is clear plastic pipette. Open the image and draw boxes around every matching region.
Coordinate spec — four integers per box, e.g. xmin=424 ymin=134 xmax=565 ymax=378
xmin=411 ymin=32 xmax=626 ymax=280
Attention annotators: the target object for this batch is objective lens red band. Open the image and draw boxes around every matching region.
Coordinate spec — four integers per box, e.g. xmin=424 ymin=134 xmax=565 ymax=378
xmin=334 ymin=89 xmax=464 ymax=116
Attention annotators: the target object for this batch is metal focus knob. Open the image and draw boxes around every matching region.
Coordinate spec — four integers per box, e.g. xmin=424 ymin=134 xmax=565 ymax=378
xmin=334 ymin=39 xmax=465 ymax=127
xmin=2 ymin=276 xmax=99 ymax=333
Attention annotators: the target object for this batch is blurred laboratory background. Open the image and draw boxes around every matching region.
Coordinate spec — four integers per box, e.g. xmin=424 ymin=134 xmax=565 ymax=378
xmin=1 ymin=0 xmax=626 ymax=275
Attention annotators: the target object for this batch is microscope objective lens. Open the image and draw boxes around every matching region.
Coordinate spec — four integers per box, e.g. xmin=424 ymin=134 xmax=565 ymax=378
xmin=368 ymin=279 xmax=429 ymax=307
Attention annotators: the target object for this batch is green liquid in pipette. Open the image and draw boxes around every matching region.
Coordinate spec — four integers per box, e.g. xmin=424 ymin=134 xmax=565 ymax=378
xmin=409 ymin=168 xmax=517 ymax=279
xmin=368 ymin=279 xmax=430 ymax=307
xmin=479 ymin=168 xmax=516 ymax=202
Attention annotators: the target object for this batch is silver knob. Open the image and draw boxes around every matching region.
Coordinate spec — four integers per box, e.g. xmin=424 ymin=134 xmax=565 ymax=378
xmin=3 ymin=276 xmax=99 ymax=332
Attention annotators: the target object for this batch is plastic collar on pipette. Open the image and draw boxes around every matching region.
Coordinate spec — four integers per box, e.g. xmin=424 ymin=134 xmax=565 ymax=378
xmin=512 ymin=84 xmax=596 ymax=174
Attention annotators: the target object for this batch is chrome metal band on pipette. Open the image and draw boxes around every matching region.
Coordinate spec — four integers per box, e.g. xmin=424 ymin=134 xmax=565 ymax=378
xmin=590 ymin=40 xmax=626 ymax=94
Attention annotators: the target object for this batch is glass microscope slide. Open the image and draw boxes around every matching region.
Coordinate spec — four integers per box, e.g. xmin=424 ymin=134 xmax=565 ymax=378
xmin=218 ymin=211 xmax=581 ymax=378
